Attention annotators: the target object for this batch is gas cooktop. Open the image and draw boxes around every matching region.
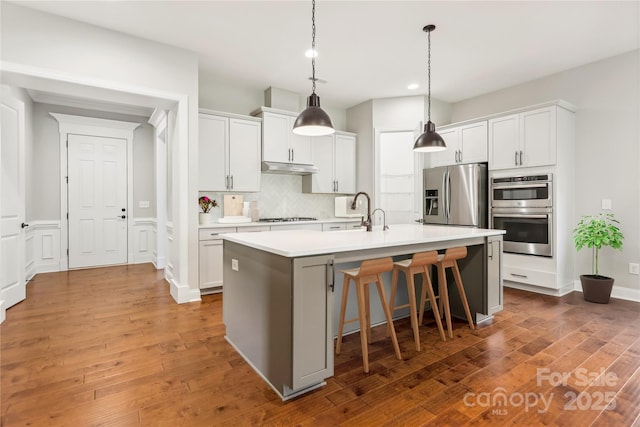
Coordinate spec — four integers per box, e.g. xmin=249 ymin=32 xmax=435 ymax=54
xmin=259 ymin=217 xmax=318 ymax=223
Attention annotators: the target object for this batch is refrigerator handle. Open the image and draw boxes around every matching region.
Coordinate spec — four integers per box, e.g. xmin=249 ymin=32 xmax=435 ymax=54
xmin=445 ymin=169 xmax=451 ymax=221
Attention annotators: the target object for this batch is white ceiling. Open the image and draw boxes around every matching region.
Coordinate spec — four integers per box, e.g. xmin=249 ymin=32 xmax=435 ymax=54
xmin=9 ymin=1 xmax=640 ymax=109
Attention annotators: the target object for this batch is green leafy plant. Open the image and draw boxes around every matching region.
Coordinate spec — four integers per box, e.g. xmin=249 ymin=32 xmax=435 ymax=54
xmin=573 ymin=213 xmax=623 ymax=276
xmin=198 ymin=196 xmax=218 ymax=213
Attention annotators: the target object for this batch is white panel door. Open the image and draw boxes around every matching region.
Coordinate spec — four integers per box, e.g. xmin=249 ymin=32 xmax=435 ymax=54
xmin=68 ymin=134 xmax=127 ymax=269
xmin=1 ymin=87 xmax=26 ymax=310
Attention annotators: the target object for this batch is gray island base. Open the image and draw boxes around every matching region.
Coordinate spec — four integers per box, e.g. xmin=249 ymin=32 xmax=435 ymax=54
xmin=222 ymin=224 xmax=505 ymax=400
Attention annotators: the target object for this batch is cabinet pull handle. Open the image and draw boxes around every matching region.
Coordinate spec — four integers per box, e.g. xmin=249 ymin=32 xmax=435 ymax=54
xmin=210 ymin=233 xmax=219 ymax=236
xmin=336 ymin=180 xmax=339 ymax=192
xmin=226 ymin=175 xmax=229 ymax=189
xmin=519 ymin=150 xmax=523 ymax=166
xmin=459 ymin=150 xmax=463 ymax=163
xmin=230 ymin=175 xmax=234 ymax=189
xmin=329 ymin=226 xmax=340 ymax=229
xmin=327 ymin=259 xmax=335 ymax=292
xmin=511 ymin=273 xmax=528 ymax=278
xmin=291 ymin=149 xmax=294 ymax=162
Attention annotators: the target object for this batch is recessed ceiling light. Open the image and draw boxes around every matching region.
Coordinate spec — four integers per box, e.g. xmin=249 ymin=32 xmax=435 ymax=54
xmin=408 ymin=83 xmax=419 ymax=90
xmin=305 ymin=49 xmax=318 ymax=58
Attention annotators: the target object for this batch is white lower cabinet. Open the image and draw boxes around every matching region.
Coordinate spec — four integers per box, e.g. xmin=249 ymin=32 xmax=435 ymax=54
xmin=198 ymin=228 xmax=236 ymax=291
xmin=199 ymin=226 xmax=269 ymax=291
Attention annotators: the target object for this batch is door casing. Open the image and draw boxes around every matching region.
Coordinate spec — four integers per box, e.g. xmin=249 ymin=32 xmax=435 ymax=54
xmin=50 ymin=113 xmax=140 ymax=270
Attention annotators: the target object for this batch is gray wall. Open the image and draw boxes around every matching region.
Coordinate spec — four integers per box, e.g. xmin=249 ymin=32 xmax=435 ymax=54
xmin=199 ymin=71 xmax=348 ymax=131
xmin=451 ymin=50 xmax=640 ymax=292
xmin=32 ymin=103 xmax=156 ymax=220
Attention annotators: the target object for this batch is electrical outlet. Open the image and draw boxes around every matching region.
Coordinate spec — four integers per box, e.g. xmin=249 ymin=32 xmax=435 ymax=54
xmin=232 ymin=259 xmax=239 ymax=272
xmin=139 ymin=200 xmax=150 ymax=208
xmin=601 ymin=199 xmax=612 ymax=210
xmin=629 ymin=263 xmax=639 ymax=275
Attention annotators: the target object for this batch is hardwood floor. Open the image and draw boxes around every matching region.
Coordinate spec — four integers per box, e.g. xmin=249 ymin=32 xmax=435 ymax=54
xmin=1 ymin=264 xmax=639 ymax=426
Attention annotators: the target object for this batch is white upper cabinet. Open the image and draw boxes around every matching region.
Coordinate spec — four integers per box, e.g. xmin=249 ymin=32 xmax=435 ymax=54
xmin=431 ymin=121 xmax=488 ymax=167
xmin=261 ymin=111 xmax=313 ymax=165
xmin=303 ymin=132 xmax=356 ymax=194
xmin=334 ymin=133 xmax=357 ymax=194
xmin=199 ymin=111 xmax=261 ymax=192
xmin=489 ymin=106 xmax=557 ymax=170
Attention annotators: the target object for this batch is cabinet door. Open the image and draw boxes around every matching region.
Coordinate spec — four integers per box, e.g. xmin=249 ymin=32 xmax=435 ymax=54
xmin=334 ymin=134 xmax=356 ymax=194
xmin=459 ymin=121 xmax=488 ymax=164
xmin=431 ymin=128 xmax=459 ymax=167
xmin=486 ymin=236 xmax=503 ymax=315
xmin=488 ymin=114 xmax=519 ymax=170
xmin=229 ymin=118 xmax=261 ymax=192
xmin=262 ymin=112 xmax=290 ymax=163
xmin=309 ymin=135 xmax=334 ymax=193
xmin=291 ymin=255 xmax=334 ymax=391
xmin=289 ymin=116 xmax=313 ymax=165
xmin=521 ymin=107 xmax=556 ymax=168
xmin=199 ymin=114 xmax=228 ymax=191
xmin=199 ymin=240 xmax=223 ymax=289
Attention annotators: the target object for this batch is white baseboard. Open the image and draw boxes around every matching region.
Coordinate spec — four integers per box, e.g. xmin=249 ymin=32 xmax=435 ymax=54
xmin=573 ymin=279 xmax=640 ymax=302
xmin=169 ymin=278 xmax=201 ymax=304
xmin=0 ymin=300 xmax=5 ymax=324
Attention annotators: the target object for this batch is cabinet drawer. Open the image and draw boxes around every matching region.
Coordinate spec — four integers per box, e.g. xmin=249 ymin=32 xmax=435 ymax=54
xmin=345 ymin=222 xmax=363 ymax=230
xmin=504 ymin=265 xmax=556 ymax=289
xmin=199 ymin=227 xmax=236 ymax=241
xmin=323 ymin=223 xmax=346 ymax=232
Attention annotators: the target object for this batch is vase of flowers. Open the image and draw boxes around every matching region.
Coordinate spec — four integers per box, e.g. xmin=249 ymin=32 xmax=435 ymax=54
xmin=198 ymin=196 xmax=218 ymax=225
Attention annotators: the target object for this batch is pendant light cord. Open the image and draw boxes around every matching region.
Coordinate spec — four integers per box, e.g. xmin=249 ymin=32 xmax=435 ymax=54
xmin=311 ymin=0 xmax=317 ymax=94
xmin=427 ymin=27 xmax=431 ymax=122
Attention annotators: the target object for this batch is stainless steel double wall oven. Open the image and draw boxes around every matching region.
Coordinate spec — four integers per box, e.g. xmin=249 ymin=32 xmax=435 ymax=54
xmin=490 ymin=174 xmax=553 ymax=257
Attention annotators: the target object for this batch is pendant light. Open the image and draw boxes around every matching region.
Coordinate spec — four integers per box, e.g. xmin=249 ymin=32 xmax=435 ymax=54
xmin=293 ymin=0 xmax=335 ymax=136
xmin=413 ymin=24 xmax=446 ymax=152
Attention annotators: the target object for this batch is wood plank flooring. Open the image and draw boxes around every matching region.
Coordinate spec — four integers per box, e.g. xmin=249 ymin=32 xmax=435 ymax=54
xmin=1 ymin=263 xmax=639 ymax=426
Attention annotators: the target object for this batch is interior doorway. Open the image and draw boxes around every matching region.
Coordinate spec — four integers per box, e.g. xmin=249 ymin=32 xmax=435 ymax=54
xmin=51 ymin=113 xmax=140 ymax=270
xmin=375 ymin=129 xmax=424 ymax=225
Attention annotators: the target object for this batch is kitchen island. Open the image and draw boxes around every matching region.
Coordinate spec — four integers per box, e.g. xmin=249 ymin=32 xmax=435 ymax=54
xmin=222 ymin=224 xmax=504 ymax=400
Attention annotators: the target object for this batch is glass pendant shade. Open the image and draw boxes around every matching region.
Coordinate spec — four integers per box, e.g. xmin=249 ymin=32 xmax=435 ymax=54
xmin=413 ymin=121 xmax=446 ymax=152
xmin=293 ymin=93 xmax=335 ymax=136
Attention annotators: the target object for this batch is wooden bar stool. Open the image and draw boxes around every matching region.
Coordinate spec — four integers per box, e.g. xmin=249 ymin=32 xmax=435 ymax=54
xmin=436 ymin=246 xmax=475 ymax=338
xmin=389 ymin=251 xmax=446 ymax=351
xmin=336 ymin=257 xmax=402 ymax=373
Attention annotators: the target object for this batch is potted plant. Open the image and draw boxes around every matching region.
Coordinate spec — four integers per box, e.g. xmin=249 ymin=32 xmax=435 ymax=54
xmin=198 ymin=196 xmax=218 ymax=225
xmin=573 ymin=213 xmax=624 ymax=303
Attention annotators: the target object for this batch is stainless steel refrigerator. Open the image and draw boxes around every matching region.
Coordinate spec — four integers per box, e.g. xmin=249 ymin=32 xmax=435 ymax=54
xmin=423 ymin=163 xmax=487 ymax=228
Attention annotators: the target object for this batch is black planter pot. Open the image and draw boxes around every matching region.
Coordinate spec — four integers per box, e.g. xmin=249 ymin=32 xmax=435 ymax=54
xmin=580 ymin=274 xmax=614 ymax=304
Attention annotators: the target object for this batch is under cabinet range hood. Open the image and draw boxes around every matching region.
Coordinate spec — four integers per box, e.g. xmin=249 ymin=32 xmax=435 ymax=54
xmin=261 ymin=161 xmax=319 ymax=175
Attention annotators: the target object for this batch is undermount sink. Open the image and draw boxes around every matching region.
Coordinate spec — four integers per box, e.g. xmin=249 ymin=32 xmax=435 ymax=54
xmin=218 ymin=216 xmax=252 ymax=224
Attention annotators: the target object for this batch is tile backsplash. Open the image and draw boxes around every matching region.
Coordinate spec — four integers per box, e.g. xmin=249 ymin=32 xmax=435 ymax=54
xmin=200 ymin=174 xmax=354 ymax=220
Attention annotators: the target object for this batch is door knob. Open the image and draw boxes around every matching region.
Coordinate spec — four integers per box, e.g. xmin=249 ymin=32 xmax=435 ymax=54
xmin=21 ymin=222 xmax=29 ymax=228
xmin=121 ymin=215 xmax=126 ymax=219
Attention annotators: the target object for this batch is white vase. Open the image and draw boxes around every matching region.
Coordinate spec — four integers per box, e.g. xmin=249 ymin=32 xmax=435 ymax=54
xmin=199 ymin=212 xmax=212 ymax=225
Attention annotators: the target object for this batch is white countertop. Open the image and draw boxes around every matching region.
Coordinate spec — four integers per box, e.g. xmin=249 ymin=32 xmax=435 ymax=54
xmin=223 ymin=224 xmax=505 ymax=257
xmin=199 ymin=218 xmax=361 ymax=229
